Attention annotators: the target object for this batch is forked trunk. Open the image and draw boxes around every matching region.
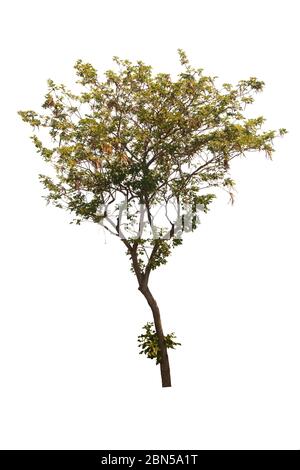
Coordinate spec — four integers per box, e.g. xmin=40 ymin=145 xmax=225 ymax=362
xmin=139 ymin=285 xmax=171 ymax=387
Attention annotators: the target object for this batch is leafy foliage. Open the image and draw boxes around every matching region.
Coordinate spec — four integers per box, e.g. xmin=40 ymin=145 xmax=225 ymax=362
xmin=138 ymin=322 xmax=181 ymax=364
xmin=18 ymin=50 xmax=286 ymax=279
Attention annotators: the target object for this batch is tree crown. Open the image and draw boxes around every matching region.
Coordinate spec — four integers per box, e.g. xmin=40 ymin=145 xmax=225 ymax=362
xmin=19 ymin=49 xmax=286 ymax=278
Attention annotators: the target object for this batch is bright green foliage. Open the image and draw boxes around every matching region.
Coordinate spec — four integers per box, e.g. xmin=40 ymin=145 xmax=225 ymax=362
xmin=138 ymin=322 xmax=181 ymax=364
xmin=18 ymin=49 xmax=287 ymax=280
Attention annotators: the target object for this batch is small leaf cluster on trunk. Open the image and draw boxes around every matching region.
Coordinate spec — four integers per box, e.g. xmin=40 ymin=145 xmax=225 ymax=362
xmin=138 ymin=322 xmax=181 ymax=365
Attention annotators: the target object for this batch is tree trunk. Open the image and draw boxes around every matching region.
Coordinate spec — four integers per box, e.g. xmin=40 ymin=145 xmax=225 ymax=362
xmin=139 ymin=285 xmax=171 ymax=387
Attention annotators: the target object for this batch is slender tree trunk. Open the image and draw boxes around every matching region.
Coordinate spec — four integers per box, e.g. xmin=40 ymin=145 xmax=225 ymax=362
xmin=139 ymin=285 xmax=171 ymax=387
xmin=123 ymin=240 xmax=171 ymax=387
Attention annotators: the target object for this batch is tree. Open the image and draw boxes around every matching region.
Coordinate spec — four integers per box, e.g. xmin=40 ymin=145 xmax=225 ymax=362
xmin=18 ymin=49 xmax=286 ymax=387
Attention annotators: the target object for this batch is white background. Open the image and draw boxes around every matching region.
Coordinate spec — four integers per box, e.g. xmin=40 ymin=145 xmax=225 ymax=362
xmin=0 ymin=0 xmax=299 ymax=450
